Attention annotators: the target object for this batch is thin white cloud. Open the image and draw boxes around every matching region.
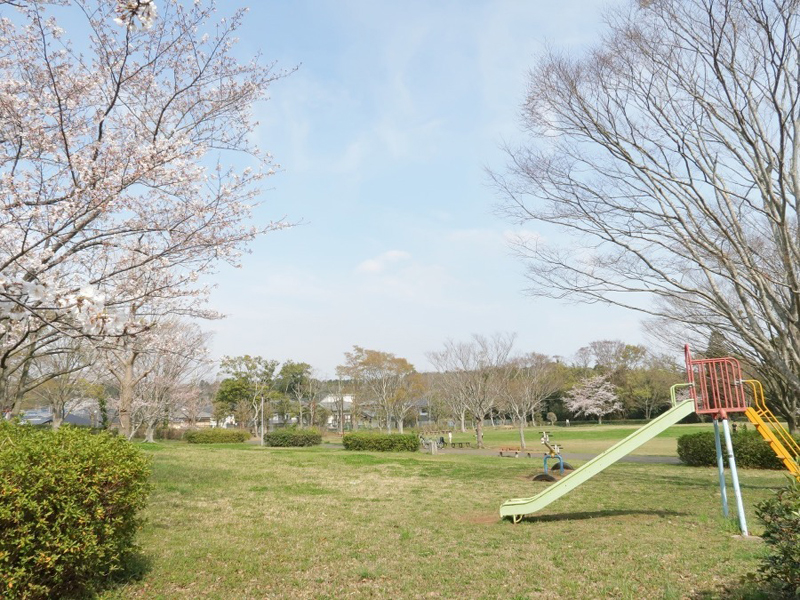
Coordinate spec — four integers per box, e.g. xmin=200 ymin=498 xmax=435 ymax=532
xmin=356 ymin=250 xmax=411 ymax=274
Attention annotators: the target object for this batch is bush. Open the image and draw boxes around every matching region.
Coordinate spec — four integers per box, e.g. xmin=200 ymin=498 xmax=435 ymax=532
xmin=754 ymin=479 xmax=800 ymax=595
xmin=0 ymin=422 xmax=152 ymax=598
xmin=184 ymin=428 xmax=250 ymax=444
xmin=264 ymin=428 xmax=322 ymax=447
xmin=342 ymin=432 xmax=419 ymax=452
xmin=677 ymin=429 xmax=799 ymax=469
xmin=154 ymin=427 xmax=191 ymax=441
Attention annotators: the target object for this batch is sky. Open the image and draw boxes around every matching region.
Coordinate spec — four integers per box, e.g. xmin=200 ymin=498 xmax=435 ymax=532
xmin=204 ymin=0 xmax=644 ymax=377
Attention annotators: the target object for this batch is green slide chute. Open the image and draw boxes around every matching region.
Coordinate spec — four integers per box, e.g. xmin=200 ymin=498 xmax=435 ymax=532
xmin=500 ymin=399 xmax=695 ymax=522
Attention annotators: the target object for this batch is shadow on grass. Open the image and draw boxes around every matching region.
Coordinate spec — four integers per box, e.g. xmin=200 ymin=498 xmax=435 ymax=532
xmin=101 ymin=551 xmax=153 ymax=595
xmin=690 ymin=575 xmax=780 ymax=600
xmin=519 ymin=508 xmax=688 ymax=524
xmin=614 ymin=470 xmax=782 ymax=491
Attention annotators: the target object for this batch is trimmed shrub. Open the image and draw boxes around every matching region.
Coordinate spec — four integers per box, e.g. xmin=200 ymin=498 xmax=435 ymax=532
xmin=754 ymin=479 xmax=800 ymax=595
xmin=342 ymin=432 xmax=419 ymax=452
xmin=264 ymin=428 xmax=322 ymax=447
xmin=0 ymin=422 xmax=152 ymax=598
xmin=677 ymin=429 xmax=799 ymax=469
xmin=184 ymin=428 xmax=250 ymax=444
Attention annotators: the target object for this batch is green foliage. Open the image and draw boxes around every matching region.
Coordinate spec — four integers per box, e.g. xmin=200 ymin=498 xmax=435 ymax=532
xmin=275 ymin=361 xmax=312 ymax=396
xmin=0 ymin=422 xmax=152 ymax=598
xmin=184 ymin=428 xmax=251 ymax=444
xmin=342 ymin=432 xmax=419 ymax=452
xmin=676 ymin=429 xmax=799 ymax=469
xmin=754 ymin=479 xmax=800 ymax=595
xmin=264 ymin=428 xmax=322 ymax=447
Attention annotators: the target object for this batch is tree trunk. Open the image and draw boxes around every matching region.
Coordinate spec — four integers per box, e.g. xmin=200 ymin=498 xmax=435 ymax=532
xmin=459 ymin=410 xmax=466 ymax=432
xmin=398 ymin=419 xmax=404 ymax=434
xmin=786 ymin=412 xmax=797 ymax=435
xmin=118 ymin=357 xmax=135 ymax=438
xmin=598 ymin=415 xmax=603 ymax=425
xmin=144 ymin=422 xmax=156 ymax=443
xmin=475 ymin=418 xmax=484 ymax=449
xmin=518 ymin=419 xmax=526 ymax=449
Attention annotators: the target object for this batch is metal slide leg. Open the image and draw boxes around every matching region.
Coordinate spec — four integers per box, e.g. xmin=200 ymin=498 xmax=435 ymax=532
xmin=713 ymin=419 xmax=729 ymax=518
xmin=721 ymin=418 xmax=748 ymax=536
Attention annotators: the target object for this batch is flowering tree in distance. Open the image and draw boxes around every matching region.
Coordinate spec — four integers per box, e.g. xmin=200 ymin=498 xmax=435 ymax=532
xmin=564 ymin=375 xmax=621 ymax=425
xmin=0 ymin=0 xmax=290 ymax=421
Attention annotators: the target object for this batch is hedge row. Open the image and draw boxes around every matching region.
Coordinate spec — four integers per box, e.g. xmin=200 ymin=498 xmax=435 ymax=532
xmin=342 ymin=432 xmax=419 ymax=452
xmin=0 ymin=422 xmax=152 ymax=598
xmin=264 ymin=429 xmax=322 ymax=447
xmin=184 ymin=428 xmax=250 ymax=444
xmin=677 ymin=429 xmax=800 ymax=469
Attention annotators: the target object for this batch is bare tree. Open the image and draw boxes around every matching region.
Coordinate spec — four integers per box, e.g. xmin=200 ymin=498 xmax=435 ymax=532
xmin=498 ymin=353 xmax=562 ymax=449
xmin=29 ymin=339 xmax=96 ymax=429
xmin=426 ymin=370 xmax=469 ymax=432
xmin=428 ymin=333 xmax=515 ymax=448
xmin=391 ymin=372 xmax=425 ymax=434
xmin=495 ymin=0 xmax=800 ymax=430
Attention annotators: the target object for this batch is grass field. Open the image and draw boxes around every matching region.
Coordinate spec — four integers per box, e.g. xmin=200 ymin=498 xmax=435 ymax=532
xmin=102 ymin=440 xmax=788 ymax=599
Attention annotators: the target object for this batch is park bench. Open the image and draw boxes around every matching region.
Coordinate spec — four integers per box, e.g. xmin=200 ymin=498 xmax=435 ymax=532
xmin=450 ymin=442 xmax=471 ymax=449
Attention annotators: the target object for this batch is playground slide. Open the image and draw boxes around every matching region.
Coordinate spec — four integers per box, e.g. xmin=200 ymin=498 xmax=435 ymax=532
xmin=744 ymin=407 xmax=800 ymax=479
xmin=500 ymin=399 xmax=695 ymax=521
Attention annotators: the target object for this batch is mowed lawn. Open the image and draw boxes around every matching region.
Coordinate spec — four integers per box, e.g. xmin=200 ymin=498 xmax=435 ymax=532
xmin=449 ymin=423 xmax=718 ymax=456
xmin=103 ymin=441 xmax=788 ymax=599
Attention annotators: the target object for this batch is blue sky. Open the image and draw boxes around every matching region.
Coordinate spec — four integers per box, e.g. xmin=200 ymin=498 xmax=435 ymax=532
xmin=206 ymin=0 xmax=643 ymax=376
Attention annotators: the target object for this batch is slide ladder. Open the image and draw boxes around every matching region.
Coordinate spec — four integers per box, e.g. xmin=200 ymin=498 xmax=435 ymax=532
xmin=742 ymin=380 xmax=800 ymax=480
xmin=500 ymin=399 xmax=695 ymax=522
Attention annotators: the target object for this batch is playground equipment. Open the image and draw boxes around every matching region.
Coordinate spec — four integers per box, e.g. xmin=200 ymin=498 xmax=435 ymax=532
xmin=531 ymin=431 xmax=573 ymax=482
xmin=500 ymin=344 xmax=800 ymax=526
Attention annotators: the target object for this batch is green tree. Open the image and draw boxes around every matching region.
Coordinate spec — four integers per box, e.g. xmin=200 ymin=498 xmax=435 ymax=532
xmin=275 ymin=361 xmax=312 ymax=427
xmin=215 ymin=356 xmax=278 ymax=443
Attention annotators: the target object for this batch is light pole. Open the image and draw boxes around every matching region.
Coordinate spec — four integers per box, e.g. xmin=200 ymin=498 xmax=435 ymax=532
xmin=260 ymin=394 xmax=265 ymax=447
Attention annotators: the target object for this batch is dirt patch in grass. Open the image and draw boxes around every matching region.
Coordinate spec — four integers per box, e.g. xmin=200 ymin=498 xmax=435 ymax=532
xmin=456 ymin=511 xmax=500 ymax=525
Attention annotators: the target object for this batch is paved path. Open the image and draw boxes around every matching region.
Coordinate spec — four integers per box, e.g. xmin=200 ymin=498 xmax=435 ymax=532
xmin=312 ymin=442 xmax=682 ymax=465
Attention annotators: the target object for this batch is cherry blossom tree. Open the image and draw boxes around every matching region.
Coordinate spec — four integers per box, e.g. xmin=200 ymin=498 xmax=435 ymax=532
xmin=129 ymin=320 xmax=210 ymax=442
xmin=0 ymin=0 xmax=290 ymax=419
xmin=564 ymin=375 xmax=622 ymax=425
